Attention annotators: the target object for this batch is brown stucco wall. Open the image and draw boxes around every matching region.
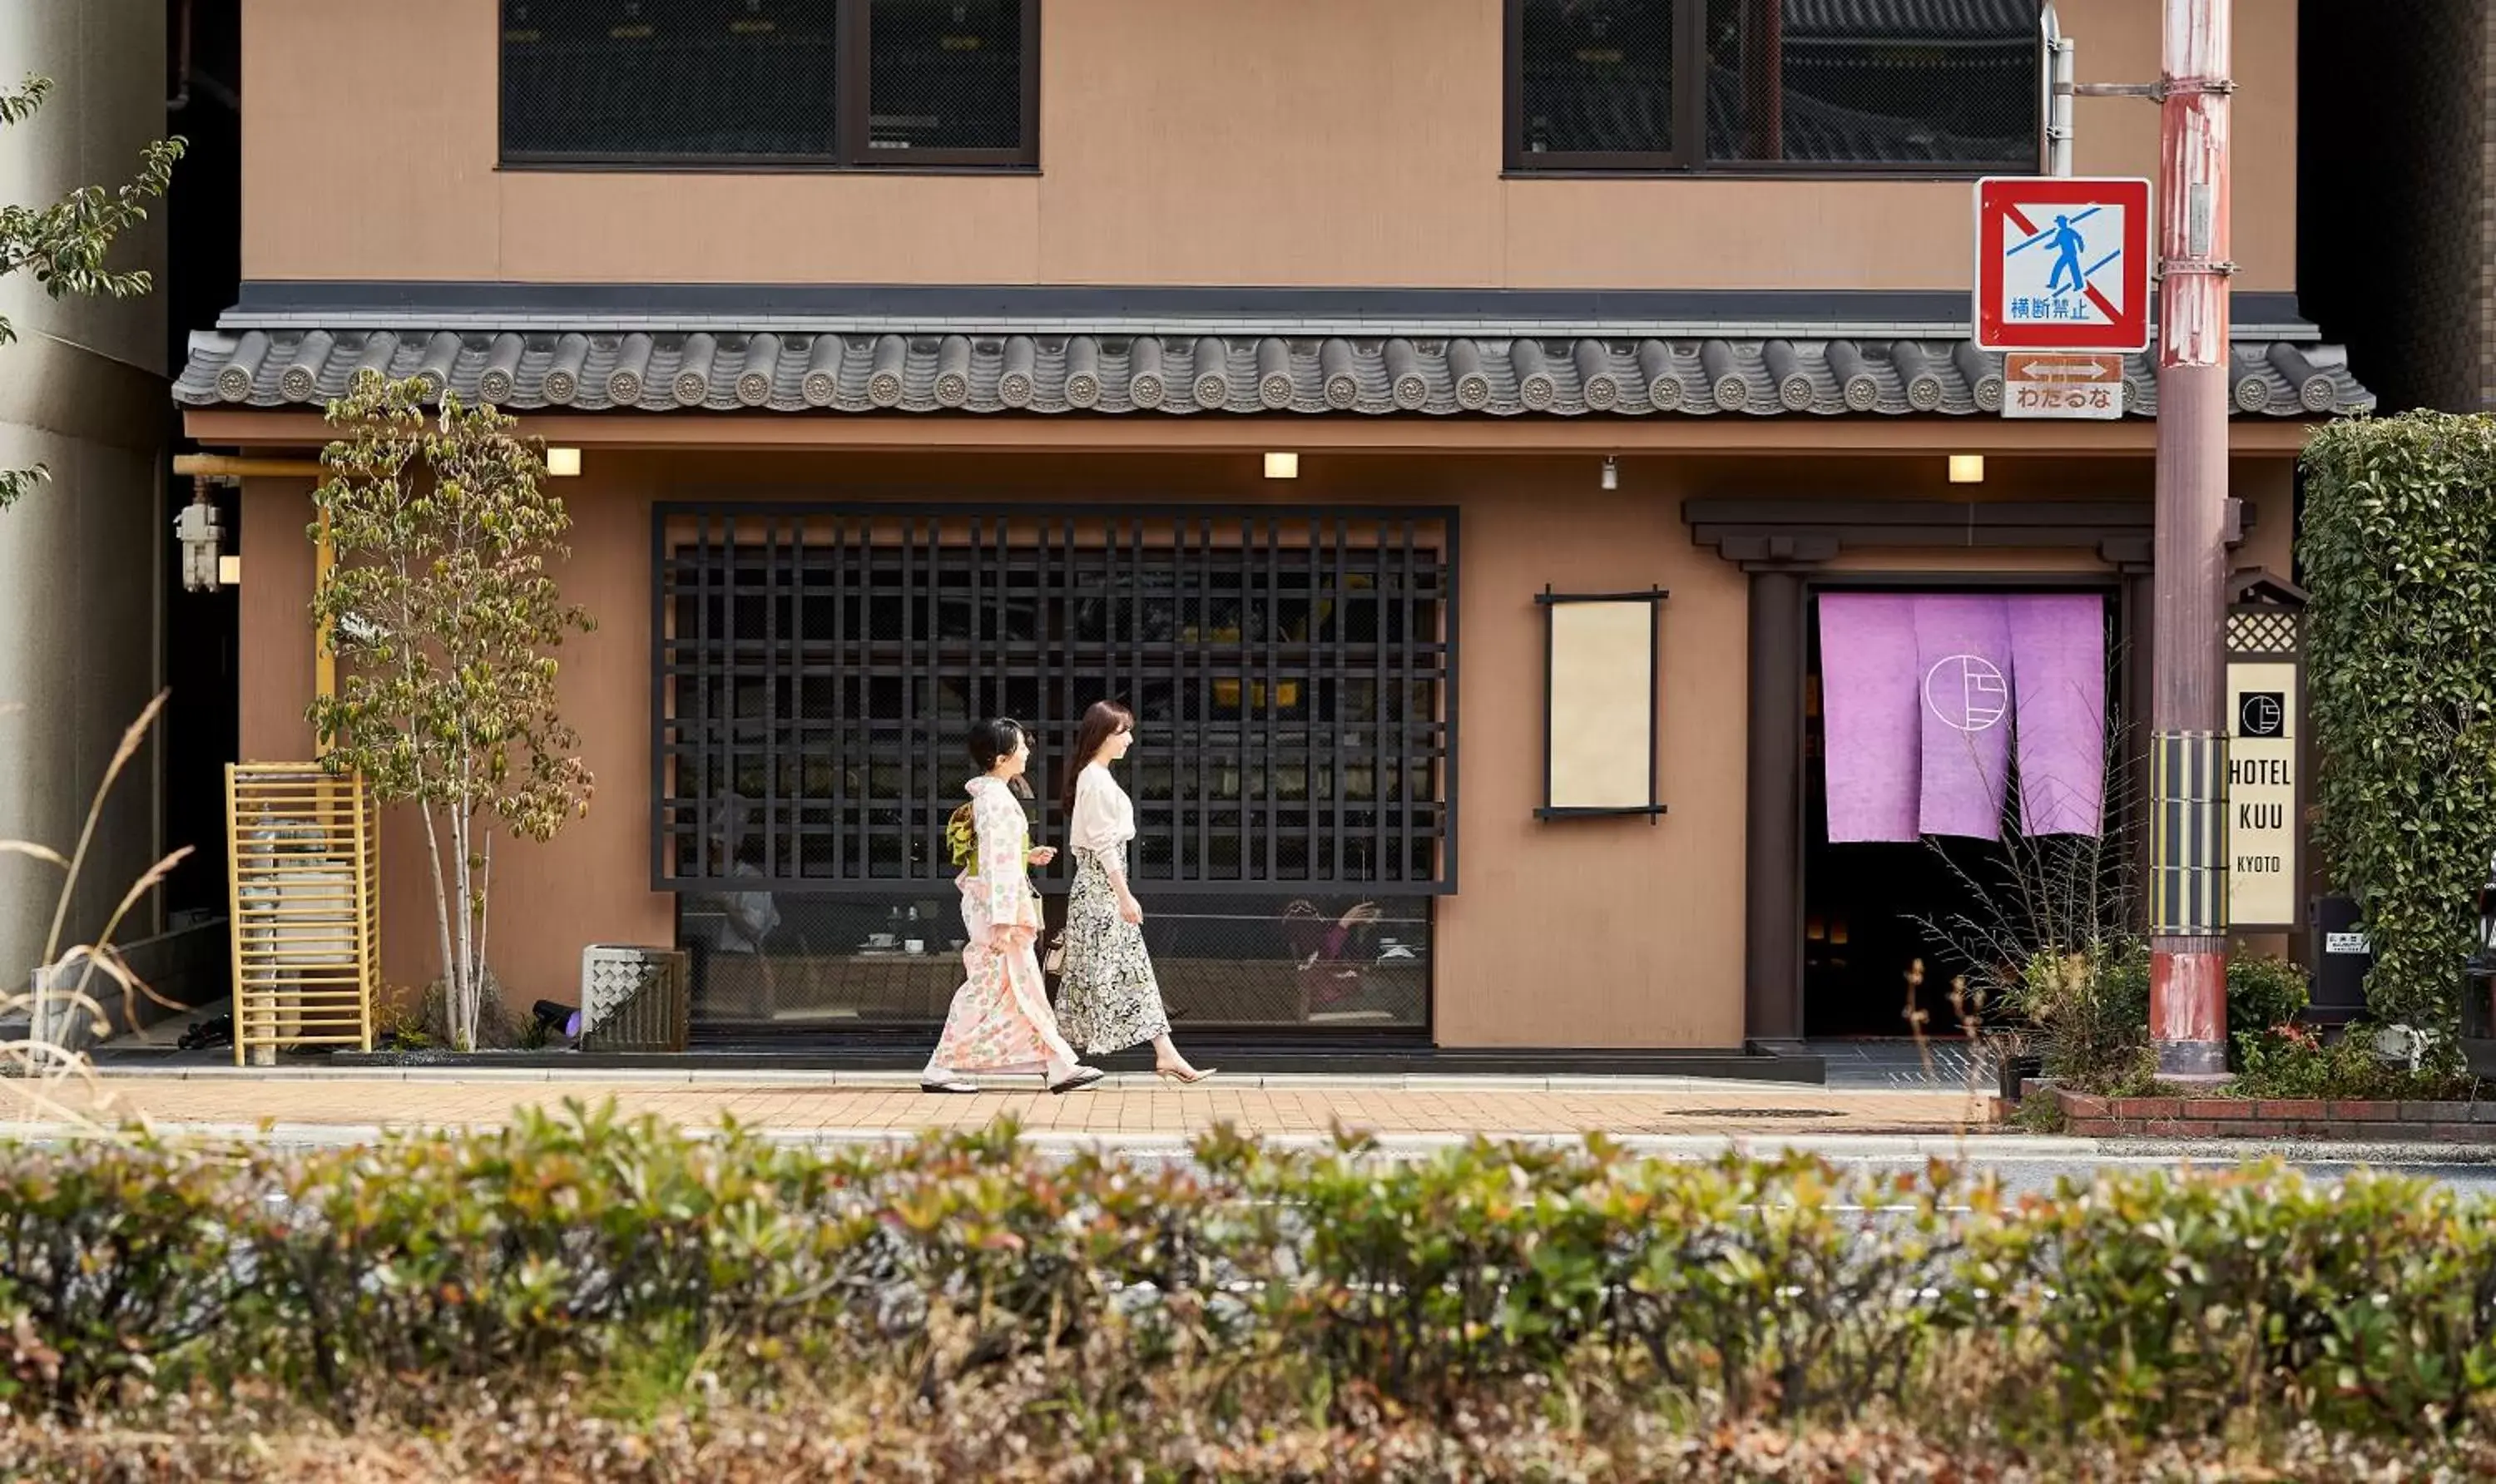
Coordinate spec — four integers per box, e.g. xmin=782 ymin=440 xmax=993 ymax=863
xmin=238 ymin=478 xmax=316 ymax=763
xmin=239 ymin=0 xmax=2300 ymax=293
xmin=236 ymin=446 xmax=2300 ymax=1048
xmin=240 ymin=469 xmax=674 ymax=1007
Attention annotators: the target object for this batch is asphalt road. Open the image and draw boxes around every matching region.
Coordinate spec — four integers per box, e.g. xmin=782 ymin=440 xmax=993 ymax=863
xmin=1811 ymin=1150 xmax=2496 ymax=1201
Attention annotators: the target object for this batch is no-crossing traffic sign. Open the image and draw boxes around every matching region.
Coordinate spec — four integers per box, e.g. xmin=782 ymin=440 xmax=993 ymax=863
xmin=1974 ymin=176 xmax=2152 ymax=354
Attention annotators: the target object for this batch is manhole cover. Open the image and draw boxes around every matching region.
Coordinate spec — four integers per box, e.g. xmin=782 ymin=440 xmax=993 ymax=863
xmin=1666 ymin=1108 xmax=1844 ymax=1120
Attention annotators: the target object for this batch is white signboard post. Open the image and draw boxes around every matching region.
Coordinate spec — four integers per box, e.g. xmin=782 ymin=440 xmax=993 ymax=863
xmin=2226 ymin=659 xmax=2300 ymax=929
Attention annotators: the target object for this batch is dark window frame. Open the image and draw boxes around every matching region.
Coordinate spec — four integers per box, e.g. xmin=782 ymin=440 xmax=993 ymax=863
xmin=1503 ymin=0 xmax=2044 ymax=178
xmin=498 ymin=0 xmax=1041 ymax=172
xmin=648 ymin=500 xmax=1462 ymax=899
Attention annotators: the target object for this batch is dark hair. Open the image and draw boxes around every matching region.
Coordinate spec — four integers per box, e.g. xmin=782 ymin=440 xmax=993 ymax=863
xmin=1060 ymin=700 xmax=1137 ymax=819
xmin=967 ymin=718 xmax=1033 ymax=797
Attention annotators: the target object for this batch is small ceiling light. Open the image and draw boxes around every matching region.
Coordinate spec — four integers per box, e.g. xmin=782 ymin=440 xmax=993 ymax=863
xmin=1948 ymin=454 xmax=1985 ymax=485
xmin=545 ymin=446 xmax=582 ymax=477
xmin=1600 ymin=456 xmax=1619 ymax=491
xmin=1264 ymin=452 xmax=1299 ymax=480
xmin=217 ymin=554 xmax=243 ymax=587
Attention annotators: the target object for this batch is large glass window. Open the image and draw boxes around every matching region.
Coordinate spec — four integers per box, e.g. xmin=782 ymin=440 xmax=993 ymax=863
xmin=1511 ymin=0 xmax=2041 ymax=173
xmin=500 ymin=0 xmax=1035 ymax=167
xmin=866 ymin=0 xmax=1026 ymax=154
xmin=1519 ymin=0 xmax=1681 ymax=162
xmin=678 ymin=889 xmax=1431 ymax=1035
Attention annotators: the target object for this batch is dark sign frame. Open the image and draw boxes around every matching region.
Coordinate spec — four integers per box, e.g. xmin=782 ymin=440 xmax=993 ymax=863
xmin=1535 ymin=586 xmax=1668 ymax=822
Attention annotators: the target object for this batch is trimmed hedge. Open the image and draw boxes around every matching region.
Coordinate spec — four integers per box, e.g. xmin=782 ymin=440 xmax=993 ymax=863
xmin=5 ymin=1104 xmax=2496 ymax=1447
xmin=2302 ymin=413 xmax=2496 ymax=1040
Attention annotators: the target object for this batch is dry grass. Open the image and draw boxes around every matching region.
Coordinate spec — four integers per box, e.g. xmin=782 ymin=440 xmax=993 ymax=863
xmin=1 ymin=691 xmax=189 ymax=1131
xmin=2 ymin=1377 xmax=2484 ymax=1484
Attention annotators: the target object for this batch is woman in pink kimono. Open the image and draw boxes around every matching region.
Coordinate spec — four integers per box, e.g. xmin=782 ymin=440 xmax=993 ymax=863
xmin=919 ymin=718 xmax=1104 ymax=1096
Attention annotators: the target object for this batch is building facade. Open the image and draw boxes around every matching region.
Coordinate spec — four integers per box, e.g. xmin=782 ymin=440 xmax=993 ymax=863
xmin=0 ymin=1 xmax=176 ymax=1010
xmin=178 ymin=0 xmax=2366 ymax=1064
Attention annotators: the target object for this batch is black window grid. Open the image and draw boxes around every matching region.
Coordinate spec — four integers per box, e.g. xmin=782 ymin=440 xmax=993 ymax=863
xmin=1506 ymin=0 xmax=2044 ymax=176
xmin=651 ymin=504 xmax=1460 ymax=897
xmin=499 ymin=0 xmax=1038 ymax=170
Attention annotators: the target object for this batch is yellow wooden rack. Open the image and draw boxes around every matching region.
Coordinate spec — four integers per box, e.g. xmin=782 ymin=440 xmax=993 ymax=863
xmin=224 ymin=764 xmax=378 ymax=1064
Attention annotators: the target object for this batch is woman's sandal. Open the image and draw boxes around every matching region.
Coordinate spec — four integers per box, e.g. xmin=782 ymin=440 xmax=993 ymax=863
xmin=1047 ymin=1066 xmax=1107 ymax=1095
xmin=1154 ymin=1066 xmax=1216 ymax=1085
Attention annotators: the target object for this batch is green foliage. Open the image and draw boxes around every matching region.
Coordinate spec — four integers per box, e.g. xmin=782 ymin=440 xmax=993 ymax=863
xmin=2008 ymin=941 xmax=2317 ymax=1091
xmin=2231 ymin=1020 xmax=2479 ymax=1102
xmin=2226 ymin=953 xmax=2311 ymax=1046
xmin=2301 ymin=413 xmax=2496 ymax=1046
xmin=2009 ymin=939 xmax=2149 ymax=1088
xmin=309 ymin=378 xmax=595 ymax=1049
xmin=1964 ymin=1162 xmax=2496 ymax=1437
xmin=0 ymin=75 xmax=185 ymax=512
xmin=9 ymin=1108 xmax=2496 ymax=1451
xmin=0 ymin=1137 xmax=258 ymax=1415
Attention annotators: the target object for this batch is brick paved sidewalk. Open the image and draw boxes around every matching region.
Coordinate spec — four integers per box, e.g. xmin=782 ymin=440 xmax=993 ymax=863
xmin=11 ymin=1072 xmax=1993 ymax=1141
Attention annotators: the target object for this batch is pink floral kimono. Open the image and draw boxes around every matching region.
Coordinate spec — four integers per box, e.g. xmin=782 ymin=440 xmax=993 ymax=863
xmin=927 ymin=775 xmax=1080 ymax=1075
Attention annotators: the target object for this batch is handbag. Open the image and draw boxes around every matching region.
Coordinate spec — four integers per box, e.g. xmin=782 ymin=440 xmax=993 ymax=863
xmin=1042 ymin=932 xmax=1067 ymax=976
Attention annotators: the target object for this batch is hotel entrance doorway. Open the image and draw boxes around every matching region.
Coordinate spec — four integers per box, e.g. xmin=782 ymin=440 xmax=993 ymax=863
xmin=1800 ymin=586 xmax=2125 ymax=1039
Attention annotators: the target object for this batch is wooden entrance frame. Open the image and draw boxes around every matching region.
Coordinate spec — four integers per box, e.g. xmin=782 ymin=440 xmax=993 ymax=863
xmin=1686 ymin=497 xmax=2248 ymax=1049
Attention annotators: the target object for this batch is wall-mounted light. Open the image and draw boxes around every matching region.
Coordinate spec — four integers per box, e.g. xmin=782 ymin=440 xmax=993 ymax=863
xmin=545 ymin=446 xmax=582 ymax=477
xmin=1600 ymin=456 xmax=1619 ymax=491
xmin=174 ymin=486 xmax=224 ymax=592
xmin=217 ymin=555 xmax=243 ymax=587
xmin=1948 ymin=454 xmax=1986 ymax=484
xmin=1263 ymin=452 xmax=1299 ymax=480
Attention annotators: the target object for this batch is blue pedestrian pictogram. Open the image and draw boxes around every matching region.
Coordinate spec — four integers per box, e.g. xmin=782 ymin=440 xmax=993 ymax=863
xmin=2003 ymin=204 xmax=2125 ymax=325
xmin=2046 ymin=215 xmax=2086 ymax=294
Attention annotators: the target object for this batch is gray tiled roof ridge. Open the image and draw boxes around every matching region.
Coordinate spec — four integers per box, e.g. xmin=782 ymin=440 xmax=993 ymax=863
xmin=219 ymin=280 xmax=2325 ymax=343
xmin=174 ymin=324 xmax=2374 ymax=420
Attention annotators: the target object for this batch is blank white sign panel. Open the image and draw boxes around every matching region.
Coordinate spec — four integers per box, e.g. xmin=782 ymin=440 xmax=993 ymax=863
xmin=1548 ymin=600 xmax=1656 ymax=810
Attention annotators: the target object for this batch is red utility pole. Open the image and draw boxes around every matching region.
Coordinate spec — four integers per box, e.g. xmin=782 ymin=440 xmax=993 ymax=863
xmin=2148 ymin=0 xmax=2233 ymax=1078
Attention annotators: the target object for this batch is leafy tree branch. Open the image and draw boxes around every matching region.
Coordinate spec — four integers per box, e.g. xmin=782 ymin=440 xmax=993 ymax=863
xmin=0 ymin=73 xmax=185 ymax=511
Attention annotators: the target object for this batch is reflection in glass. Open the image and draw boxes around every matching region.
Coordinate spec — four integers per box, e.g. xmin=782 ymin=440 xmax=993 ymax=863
xmin=683 ymin=891 xmax=1429 ymax=1033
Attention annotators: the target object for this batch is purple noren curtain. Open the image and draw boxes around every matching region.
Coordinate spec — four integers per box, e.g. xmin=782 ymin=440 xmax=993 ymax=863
xmin=1818 ymin=592 xmax=2105 ymax=843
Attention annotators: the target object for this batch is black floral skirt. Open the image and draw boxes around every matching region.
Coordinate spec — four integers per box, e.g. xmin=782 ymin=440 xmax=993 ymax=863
xmin=1055 ymin=846 xmax=1171 ymax=1055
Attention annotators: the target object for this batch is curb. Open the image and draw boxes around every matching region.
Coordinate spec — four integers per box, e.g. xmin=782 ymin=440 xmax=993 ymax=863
xmin=7 ymin=1121 xmax=2494 ymax=1167
xmin=79 ymin=1064 xmax=1979 ymax=1096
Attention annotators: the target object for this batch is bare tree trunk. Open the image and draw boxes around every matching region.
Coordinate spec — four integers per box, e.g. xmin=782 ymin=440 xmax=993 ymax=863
xmin=417 ymin=799 xmax=457 ymax=1046
xmin=461 ymin=730 xmax=483 ymax=1048
xmin=475 ymin=829 xmax=494 ymax=1024
xmin=451 ymin=803 xmax=477 ymax=1053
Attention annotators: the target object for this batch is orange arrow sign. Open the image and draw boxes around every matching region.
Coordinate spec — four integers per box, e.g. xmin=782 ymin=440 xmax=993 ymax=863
xmin=2006 ymin=352 xmax=2123 ymax=383
xmin=2002 ymin=352 xmax=2126 ymax=420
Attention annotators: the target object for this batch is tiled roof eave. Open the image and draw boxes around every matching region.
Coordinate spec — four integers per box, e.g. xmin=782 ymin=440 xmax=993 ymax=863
xmin=174 ymin=326 xmax=2376 ymax=421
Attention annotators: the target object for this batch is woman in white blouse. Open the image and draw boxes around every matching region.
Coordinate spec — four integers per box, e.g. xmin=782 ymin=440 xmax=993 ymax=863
xmin=1053 ymin=700 xmax=1211 ymax=1082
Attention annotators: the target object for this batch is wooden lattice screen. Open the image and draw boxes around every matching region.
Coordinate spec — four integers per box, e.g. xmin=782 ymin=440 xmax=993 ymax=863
xmin=225 ymin=764 xmax=378 ymax=1064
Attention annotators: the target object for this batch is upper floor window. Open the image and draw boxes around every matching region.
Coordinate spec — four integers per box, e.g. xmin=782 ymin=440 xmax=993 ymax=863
xmin=1509 ymin=0 xmax=2041 ymax=173
xmin=500 ymin=0 xmax=1036 ymax=170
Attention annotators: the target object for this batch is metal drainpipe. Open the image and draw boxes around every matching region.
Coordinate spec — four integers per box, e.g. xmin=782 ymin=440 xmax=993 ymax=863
xmin=166 ymin=0 xmax=192 ymax=111
xmin=2042 ymin=2 xmax=2075 ymax=177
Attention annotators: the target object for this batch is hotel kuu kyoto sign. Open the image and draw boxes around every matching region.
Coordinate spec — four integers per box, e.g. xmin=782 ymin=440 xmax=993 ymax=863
xmin=2226 ymin=658 xmax=2300 ymax=929
xmin=1973 ymin=176 xmax=2153 ymax=354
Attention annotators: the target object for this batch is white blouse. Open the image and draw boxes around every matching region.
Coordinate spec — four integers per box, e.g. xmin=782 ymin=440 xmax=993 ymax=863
xmin=1067 ymin=763 xmax=1136 ymax=858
